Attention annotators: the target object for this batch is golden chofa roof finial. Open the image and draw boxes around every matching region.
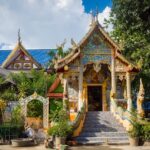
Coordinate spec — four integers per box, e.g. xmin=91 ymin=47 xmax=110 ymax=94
xmin=18 ymin=28 xmax=22 ymax=44
xmin=90 ymin=5 xmax=99 ymax=26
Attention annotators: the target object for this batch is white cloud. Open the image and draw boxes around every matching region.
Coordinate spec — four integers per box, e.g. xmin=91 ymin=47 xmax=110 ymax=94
xmin=0 ymin=0 xmax=111 ymax=49
xmin=98 ymin=6 xmax=112 ymax=32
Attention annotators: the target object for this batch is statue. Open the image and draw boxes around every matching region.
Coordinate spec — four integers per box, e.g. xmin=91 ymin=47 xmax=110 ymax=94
xmin=137 ymin=78 xmax=145 ymax=118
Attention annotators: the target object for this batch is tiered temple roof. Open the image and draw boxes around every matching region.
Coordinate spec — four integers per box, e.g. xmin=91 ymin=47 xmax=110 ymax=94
xmin=55 ymin=21 xmax=139 ymax=72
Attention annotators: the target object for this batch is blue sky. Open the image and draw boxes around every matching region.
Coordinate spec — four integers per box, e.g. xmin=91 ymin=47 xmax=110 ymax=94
xmin=83 ymin=0 xmax=112 ymax=13
xmin=0 ymin=0 xmax=112 ymax=49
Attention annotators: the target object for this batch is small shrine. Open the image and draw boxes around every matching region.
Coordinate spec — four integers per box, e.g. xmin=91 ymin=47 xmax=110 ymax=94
xmin=55 ymin=18 xmax=139 ymax=120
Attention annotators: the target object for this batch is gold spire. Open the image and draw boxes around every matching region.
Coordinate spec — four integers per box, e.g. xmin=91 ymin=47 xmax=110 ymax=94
xmin=90 ymin=6 xmax=99 ymax=26
xmin=18 ymin=29 xmax=21 ymax=44
xmin=139 ymin=78 xmax=144 ymax=95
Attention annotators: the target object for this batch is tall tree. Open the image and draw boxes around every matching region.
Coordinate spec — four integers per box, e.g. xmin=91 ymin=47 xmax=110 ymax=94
xmin=108 ymin=0 xmax=150 ymax=97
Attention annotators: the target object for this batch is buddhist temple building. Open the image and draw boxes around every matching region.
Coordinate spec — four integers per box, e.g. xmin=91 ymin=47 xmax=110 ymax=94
xmin=0 ymin=32 xmax=55 ymax=72
xmin=0 ymin=14 xmax=140 ymax=123
xmin=54 ymin=19 xmax=139 ymax=121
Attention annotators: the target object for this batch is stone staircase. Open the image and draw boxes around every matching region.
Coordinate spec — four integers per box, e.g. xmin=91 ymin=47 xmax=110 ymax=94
xmin=75 ymin=111 xmax=129 ymax=145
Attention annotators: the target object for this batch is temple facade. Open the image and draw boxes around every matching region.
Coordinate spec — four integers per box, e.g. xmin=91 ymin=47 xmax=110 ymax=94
xmin=55 ymin=20 xmax=139 ymax=120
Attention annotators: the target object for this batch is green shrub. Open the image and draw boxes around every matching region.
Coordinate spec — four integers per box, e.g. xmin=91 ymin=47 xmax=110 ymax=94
xmin=27 ymin=99 xmax=43 ymax=118
xmin=11 ymin=105 xmax=24 ymax=125
xmin=48 ymin=121 xmax=72 ymax=137
xmin=0 ymin=124 xmax=23 ymax=139
xmin=142 ymin=124 xmax=150 ymax=141
xmin=50 ymin=109 xmax=69 ymax=123
xmin=128 ymin=122 xmax=142 ymax=138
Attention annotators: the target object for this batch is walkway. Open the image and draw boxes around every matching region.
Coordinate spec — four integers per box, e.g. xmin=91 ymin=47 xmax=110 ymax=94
xmin=0 ymin=145 xmax=150 ymax=150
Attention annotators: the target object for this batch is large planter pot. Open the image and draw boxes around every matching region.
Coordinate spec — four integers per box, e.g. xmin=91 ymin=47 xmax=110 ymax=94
xmin=129 ymin=137 xmax=139 ymax=146
xmin=55 ymin=136 xmax=66 ymax=149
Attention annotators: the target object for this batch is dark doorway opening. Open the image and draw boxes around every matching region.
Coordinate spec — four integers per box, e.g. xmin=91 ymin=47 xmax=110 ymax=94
xmin=88 ymin=86 xmax=102 ymax=111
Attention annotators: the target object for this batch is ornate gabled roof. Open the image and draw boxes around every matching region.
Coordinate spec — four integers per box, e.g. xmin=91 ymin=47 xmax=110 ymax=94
xmin=0 ymin=49 xmax=56 ymax=67
xmin=2 ymin=42 xmax=42 ymax=69
xmin=55 ymin=21 xmax=139 ymax=72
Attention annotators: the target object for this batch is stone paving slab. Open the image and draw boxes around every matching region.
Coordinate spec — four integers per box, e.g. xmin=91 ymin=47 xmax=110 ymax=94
xmin=0 ymin=145 xmax=150 ymax=150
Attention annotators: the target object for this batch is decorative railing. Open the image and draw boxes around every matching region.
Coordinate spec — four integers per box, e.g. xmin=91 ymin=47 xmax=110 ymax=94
xmin=111 ymin=98 xmax=133 ymax=129
xmin=70 ymin=102 xmax=86 ymax=137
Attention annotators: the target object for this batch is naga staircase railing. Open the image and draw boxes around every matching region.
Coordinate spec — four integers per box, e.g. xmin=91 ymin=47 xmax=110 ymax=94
xmin=70 ymin=102 xmax=86 ymax=137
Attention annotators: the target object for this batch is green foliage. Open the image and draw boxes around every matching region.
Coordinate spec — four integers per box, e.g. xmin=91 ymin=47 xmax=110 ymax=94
xmin=48 ymin=106 xmax=72 ymax=137
xmin=0 ymin=76 xmax=5 ymax=84
xmin=48 ymin=121 xmax=72 ymax=137
xmin=141 ymin=124 xmax=150 ymax=141
xmin=11 ymin=105 xmax=24 ymax=125
xmin=128 ymin=122 xmax=142 ymax=138
xmin=0 ymin=88 xmax=17 ymax=101
xmin=54 ymin=84 xmax=63 ymax=93
xmin=107 ymin=0 xmax=150 ymax=97
xmin=10 ymin=69 xmax=52 ymax=98
xmin=0 ymin=123 xmax=23 ymax=139
xmin=50 ymin=108 xmax=68 ymax=123
xmin=27 ymin=100 xmax=43 ymax=118
xmin=50 ymin=99 xmax=63 ymax=112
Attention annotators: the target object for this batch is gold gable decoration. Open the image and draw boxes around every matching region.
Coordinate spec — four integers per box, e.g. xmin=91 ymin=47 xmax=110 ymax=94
xmin=55 ymin=20 xmax=139 ymax=73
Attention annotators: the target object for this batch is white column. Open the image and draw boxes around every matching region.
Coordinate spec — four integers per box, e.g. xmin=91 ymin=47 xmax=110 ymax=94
xmin=126 ymin=72 xmax=132 ymax=111
xmin=78 ymin=65 xmax=83 ymax=111
xmin=63 ymin=78 xmax=67 ymax=96
xmin=63 ymin=78 xmax=68 ymax=110
xmin=111 ymin=52 xmax=116 ymax=95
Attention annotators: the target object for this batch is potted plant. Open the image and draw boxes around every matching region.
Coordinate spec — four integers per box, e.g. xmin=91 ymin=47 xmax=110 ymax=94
xmin=48 ymin=109 xmax=72 ymax=149
xmin=48 ymin=121 xmax=72 ymax=149
xmin=128 ymin=121 xmax=141 ymax=146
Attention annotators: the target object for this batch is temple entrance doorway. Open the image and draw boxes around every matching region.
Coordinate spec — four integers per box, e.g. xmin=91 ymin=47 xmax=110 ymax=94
xmin=88 ymin=86 xmax=102 ymax=111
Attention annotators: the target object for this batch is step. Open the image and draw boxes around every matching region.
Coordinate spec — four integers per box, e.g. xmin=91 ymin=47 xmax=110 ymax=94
xmin=83 ymin=123 xmax=124 ymax=127
xmin=76 ymin=136 xmax=129 ymax=141
xmin=76 ymin=139 xmax=129 ymax=145
xmin=76 ymin=137 xmax=129 ymax=145
xmin=75 ymin=111 xmax=129 ymax=145
xmin=80 ymin=132 xmax=128 ymax=137
xmin=82 ymin=127 xmax=125 ymax=132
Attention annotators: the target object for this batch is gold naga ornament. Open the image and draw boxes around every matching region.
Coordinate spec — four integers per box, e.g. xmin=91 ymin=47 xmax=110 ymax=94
xmin=137 ymin=78 xmax=145 ymax=118
xmin=0 ymin=99 xmax=6 ymax=110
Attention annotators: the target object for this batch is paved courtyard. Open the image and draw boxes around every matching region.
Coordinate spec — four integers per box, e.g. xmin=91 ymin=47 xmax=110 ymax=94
xmin=0 ymin=144 xmax=150 ymax=150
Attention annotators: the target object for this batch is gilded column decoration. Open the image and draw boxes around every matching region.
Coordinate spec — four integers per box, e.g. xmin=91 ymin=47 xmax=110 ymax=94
xmin=137 ymin=79 xmax=145 ymax=118
xmin=78 ymin=65 xmax=83 ymax=111
xmin=126 ymin=72 xmax=132 ymax=111
xmin=103 ymin=80 xmax=108 ymax=111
